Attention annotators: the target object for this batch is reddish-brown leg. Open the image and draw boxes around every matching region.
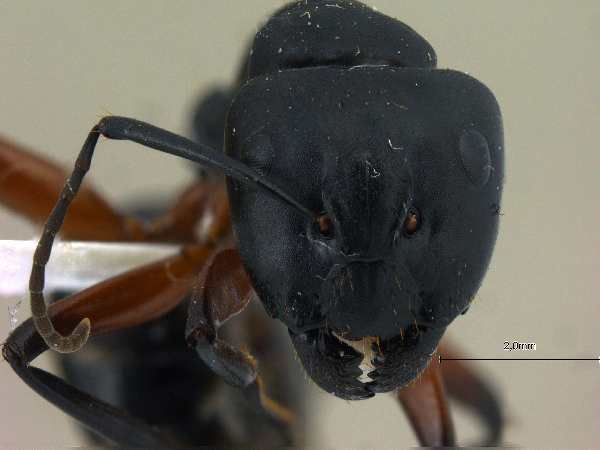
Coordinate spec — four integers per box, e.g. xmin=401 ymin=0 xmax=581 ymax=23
xmin=439 ymin=343 xmax=504 ymax=445
xmin=144 ymin=177 xmax=229 ymax=243
xmin=0 ymin=135 xmax=144 ymax=241
xmin=186 ymin=248 xmax=295 ymax=432
xmin=397 ymin=356 xmax=456 ymax=447
xmin=0 ymin=134 xmax=230 ymax=244
xmin=49 ymin=244 xmax=217 ymax=336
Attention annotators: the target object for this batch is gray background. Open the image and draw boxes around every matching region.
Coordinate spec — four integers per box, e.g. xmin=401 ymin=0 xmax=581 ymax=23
xmin=0 ymin=1 xmax=598 ymax=448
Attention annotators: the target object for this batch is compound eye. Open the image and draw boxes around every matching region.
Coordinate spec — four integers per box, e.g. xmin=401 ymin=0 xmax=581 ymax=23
xmin=317 ymin=213 xmax=334 ymax=239
xmin=403 ymin=207 xmax=420 ymax=236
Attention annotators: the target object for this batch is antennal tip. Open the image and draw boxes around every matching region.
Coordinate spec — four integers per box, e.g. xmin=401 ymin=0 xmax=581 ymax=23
xmin=40 ymin=317 xmax=91 ymax=354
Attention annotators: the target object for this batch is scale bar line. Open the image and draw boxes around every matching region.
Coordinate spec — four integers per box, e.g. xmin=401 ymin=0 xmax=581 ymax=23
xmin=439 ymin=357 xmax=598 ymax=361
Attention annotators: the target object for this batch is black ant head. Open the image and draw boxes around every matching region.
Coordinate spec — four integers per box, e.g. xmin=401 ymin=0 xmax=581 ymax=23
xmin=226 ymin=66 xmax=503 ymax=399
xmin=225 ymin=1 xmax=503 ymax=400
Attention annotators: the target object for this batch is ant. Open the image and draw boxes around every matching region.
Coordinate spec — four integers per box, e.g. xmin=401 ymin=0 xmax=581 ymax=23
xmin=2 ymin=0 xmax=504 ymax=447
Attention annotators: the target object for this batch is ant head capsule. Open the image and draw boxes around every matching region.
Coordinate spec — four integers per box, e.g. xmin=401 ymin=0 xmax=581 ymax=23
xmin=227 ymin=68 xmax=503 ymax=399
xmin=226 ymin=1 xmax=503 ymax=400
